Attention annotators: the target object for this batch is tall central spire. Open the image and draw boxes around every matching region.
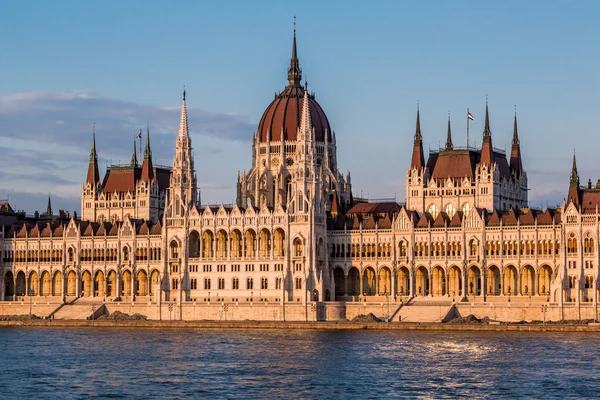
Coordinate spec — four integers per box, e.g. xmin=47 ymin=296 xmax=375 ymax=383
xmin=178 ymin=88 xmax=189 ymax=138
xmin=287 ymin=18 xmax=302 ymax=86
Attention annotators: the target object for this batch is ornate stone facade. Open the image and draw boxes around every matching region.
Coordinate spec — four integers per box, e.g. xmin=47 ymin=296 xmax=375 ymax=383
xmin=0 ymin=31 xmax=597 ymax=322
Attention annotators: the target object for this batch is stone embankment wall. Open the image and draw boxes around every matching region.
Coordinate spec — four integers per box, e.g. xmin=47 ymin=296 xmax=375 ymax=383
xmin=2 ymin=301 xmax=599 ymax=323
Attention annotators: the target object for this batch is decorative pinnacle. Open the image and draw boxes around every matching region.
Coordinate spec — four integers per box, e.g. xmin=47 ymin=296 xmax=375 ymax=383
xmin=288 ymin=16 xmax=302 ymax=86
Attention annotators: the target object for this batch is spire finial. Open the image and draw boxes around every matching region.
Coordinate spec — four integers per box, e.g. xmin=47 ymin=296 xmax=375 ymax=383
xmin=445 ymin=111 xmax=453 ymax=150
xmin=45 ymin=192 xmax=52 ymax=216
xmin=483 ymin=98 xmax=491 ymax=137
xmin=288 ymin=17 xmax=302 ymax=86
xmin=415 ymin=104 xmax=421 ymax=140
xmin=90 ymin=124 xmax=97 ymax=163
xmin=183 ymin=85 xmax=186 ymax=101
xmin=570 ymin=150 xmax=579 ymax=187
xmin=144 ymin=123 xmax=152 ymax=160
xmin=131 ymin=137 xmax=138 ymax=167
xmin=513 ymin=107 xmax=519 ymax=145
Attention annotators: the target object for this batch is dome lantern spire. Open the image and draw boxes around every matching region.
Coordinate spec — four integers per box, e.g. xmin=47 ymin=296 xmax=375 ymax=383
xmin=287 ymin=16 xmax=302 ymax=86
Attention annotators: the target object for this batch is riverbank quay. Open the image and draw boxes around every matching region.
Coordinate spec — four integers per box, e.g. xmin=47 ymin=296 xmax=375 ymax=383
xmin=2 ymin=319 xmax=600 ymax=332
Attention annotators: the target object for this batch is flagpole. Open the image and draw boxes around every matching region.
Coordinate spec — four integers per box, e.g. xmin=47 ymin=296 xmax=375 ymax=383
xmin=466 ymin=108 xmax=470 ymax=149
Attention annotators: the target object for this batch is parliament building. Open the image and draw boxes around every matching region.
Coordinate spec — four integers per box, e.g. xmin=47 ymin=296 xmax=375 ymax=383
xmin=0 ymin=30 xmax=597 ymax=322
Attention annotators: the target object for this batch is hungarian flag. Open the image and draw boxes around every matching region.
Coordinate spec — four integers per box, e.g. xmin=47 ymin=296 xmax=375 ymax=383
xmin=467 ymin=112 xmax=474 ymax=120
xmin=137 ymin=130 xmax=142 ymax=139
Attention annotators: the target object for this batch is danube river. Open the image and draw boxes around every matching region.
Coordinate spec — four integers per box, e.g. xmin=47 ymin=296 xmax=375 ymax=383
xmin=1 ymin=328 xmax=598 ymax=398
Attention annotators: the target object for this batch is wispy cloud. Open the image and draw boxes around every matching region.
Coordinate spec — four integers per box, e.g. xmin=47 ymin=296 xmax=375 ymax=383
xmin=0 ymin=90 xmax=256 ymax=213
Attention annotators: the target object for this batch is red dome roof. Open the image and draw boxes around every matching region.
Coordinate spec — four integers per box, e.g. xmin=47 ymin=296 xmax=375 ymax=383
xmin=256 ymin=30 xmax=332 ymax=143
xmin=257 ymin=84 xmax=331 ymax=143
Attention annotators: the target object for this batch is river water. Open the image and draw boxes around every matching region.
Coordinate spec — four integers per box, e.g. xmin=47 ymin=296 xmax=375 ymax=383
xmin=0 ymin=328 xmax=598 ymax=399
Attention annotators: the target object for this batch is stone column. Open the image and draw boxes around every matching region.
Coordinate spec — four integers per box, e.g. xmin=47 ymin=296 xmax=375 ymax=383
xmin=359 ymin=269 xmax=364 ymax=297
xmin=344 ymin=273 xmax=348 ymax=296
xmin=116 ymin=272 xmax=122 ymax=298
xmin=132 ymin=270 xmax=137 ymax=301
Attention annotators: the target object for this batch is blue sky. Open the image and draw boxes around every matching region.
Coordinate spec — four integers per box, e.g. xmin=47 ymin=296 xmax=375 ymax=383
xmin=0 ymin=0 xmax=598 ymax=213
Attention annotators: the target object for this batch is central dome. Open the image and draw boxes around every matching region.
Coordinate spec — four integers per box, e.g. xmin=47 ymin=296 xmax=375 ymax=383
xmin=257 ymin=31 xmax=332 ymax=143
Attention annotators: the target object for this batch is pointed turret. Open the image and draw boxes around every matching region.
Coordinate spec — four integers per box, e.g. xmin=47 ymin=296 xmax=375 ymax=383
xmin=445 ymin=115 xmax=453 ymax=151
xmin=480 ymin=103 xmax=493 ymax=167
xmin=510 ymin=113 xmax=523 ymax=175
xmin=568 ymin=152 xmax=581 ymax=207
xmin=287 ymin=23 xmax=302 ymax=86
xmin=131 ymin=137 xmax=138 ymax=167
xmin=141 ymin=124 xmax=154 ymax=181
xmin=46 ymin=193 xmax=52 ymax=216
xmin=299 ymin=84 xmax=313 ymax=139
xmin=86 ymin=128 xmax=100 ymax=185
xmin=410 ymin=107 xmax=426 ymax=170
xmin=178 ymin=89 xmax=189 ymax=138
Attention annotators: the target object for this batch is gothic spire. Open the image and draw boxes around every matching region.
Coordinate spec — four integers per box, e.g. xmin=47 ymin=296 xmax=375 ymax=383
xmin=144 ymin=123 xmax=152 ymax=160
xmin=415 ymin=106 xmax=422 ymax=140
xmin=86 ymin=127 xmax=100 ymax=185
xmin=568 ymin=151 xmax=581 ymax=207
xmin=410 ymin=106 xmax=425 ymax=170
xmin=445 ymin=114 xmax=453 ymax=151
xmin=131 ymin=137 xmax=138 ymax=167
xmin=178 ymin=88 xmax=189 ymax=138
xmin=510 ymin=112 xmax=523 ymax=175
xmin=287 ymin=19 xmax=302 ymax=86
xmin=46 ymin=193 xmax=52 ymax=216
xmin=480 ymin=102 xmax=493 ymax=166
xmin=570 ymin=152 xmax=579 ymax=187
xmin=141 ymin=124 xmax=154 ymax=181
xmin=299 ymin=83 xmax=313 ymax=139
xmin=483 ymin=102 xmax=491 ymax=138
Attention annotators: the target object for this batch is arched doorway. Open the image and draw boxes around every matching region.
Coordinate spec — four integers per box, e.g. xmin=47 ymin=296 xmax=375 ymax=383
xmin=4 ymin=271 xmax=14 ymax=299
xmin=67 ymin=270 xmax=77 ymax=296
xmin=487 ymin=265 xmax=501 ymax=296
xmin=397 ymin=266 xmax=410 ymax=296
xmin=122 ymin=270 xmax=132 ymax=296
xmin=363 ymin=267 xmax=376 ymax=295
xmin=81 ymin=271 xmax=92 ymax=297
xmin=378 ymin=267 xmax=391 ymax=295
xmin=347 ymin=267 xmax=360 ymax=296
xmin=333 ymin=267 xmax=345 ymax=297
xmin=16 ymin=271 xmax=26 ymax=296
xmin=94 ymin=271 xmax=105 ymax=297
xmin=107 ymin=270 xmax=117 ymax=297
xmin=432 ymin=266 xmax=445 ymax=296
xmin=137 ymin=270 xmax=148 ymax=296
xmin=150 ymin=270 xmax=160 ymax=296
xmin=521 ymin=265 xmax=535 ymax=296
xmin=416 ymin=266 xmax=429 ymax=296
xmin=468 ymin=266 xmax=481 ymax=296
xmin=538 ymin=265 xmax=552 ymax=297
xmin=28 ymin=271 xmax=39 ymax=296
xmin=188 ymin=230 xmax=200 ymax=258
xmin=40 ymin=271 xmax=51 ymax=296
xmin=52 ymin=271 xmax=62 ymax=296
xmin=503 ymin=265 xmax=518 ymax=296
xmin=448 ymin=266 xmax=462 ymax=297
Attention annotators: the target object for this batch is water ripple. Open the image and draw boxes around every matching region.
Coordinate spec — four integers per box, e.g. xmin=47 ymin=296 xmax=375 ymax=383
xmin=1 ymin=328 xmax=599 ymax=398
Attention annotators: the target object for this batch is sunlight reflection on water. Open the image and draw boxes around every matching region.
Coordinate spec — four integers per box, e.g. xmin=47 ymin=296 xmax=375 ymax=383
xmin=0 ymin=328 xmax=599 ymax=399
